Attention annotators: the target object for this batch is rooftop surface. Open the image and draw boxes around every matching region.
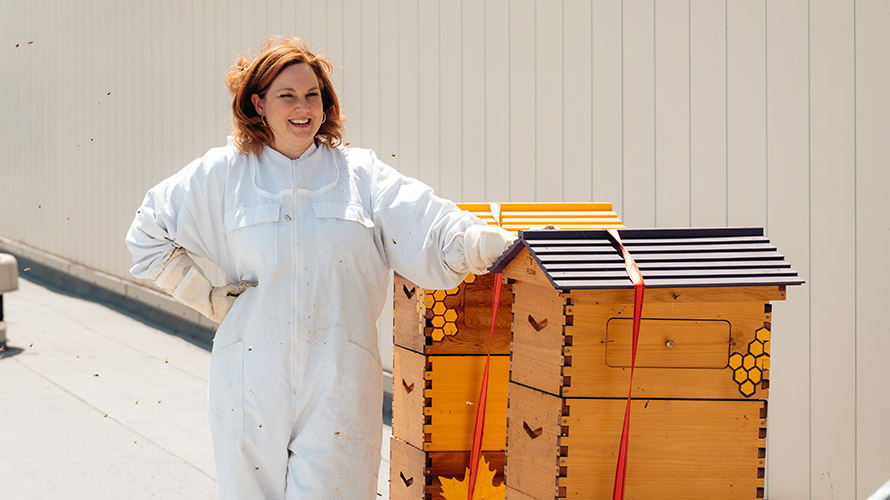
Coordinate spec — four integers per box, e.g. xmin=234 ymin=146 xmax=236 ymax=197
xmin=0 ymin=278 xmax=392 ymax=499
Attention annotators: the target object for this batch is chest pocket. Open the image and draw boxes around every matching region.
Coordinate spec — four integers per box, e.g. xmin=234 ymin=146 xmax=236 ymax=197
xmin=312 ymin=201 xmax=375 ymax=272
xmin=223 ymin=203 xmax=280 ymax=276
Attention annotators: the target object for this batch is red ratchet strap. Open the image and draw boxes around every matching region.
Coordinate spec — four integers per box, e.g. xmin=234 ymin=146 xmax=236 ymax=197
xmin=606 ymin=228 xmax=645 ymax=500
xmin=467 ymin=203 xmax=504 ymax=500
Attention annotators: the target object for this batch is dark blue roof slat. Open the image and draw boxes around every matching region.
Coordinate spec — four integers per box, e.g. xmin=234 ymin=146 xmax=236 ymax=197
xmin=543 ymin=260 xmax=793 ymax=271
xmin=524 ymin=235 xmax=772 ymax=247
xmin=530 ymin=243 xmax=778 ymax=254
xmin=519 ymin=226 xmax=765 ymax=241
xmin=549 ymin=268 xmax=800 ymax=280
xmin=536 ymin=251 xmax=788 ymax=263
xmin=552 ymin=276 xmax=805 ymax=289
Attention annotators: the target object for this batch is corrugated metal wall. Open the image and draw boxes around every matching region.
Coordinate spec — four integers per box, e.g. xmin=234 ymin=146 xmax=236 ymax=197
xmin=1 ymin=0 xmax=888 ymax=497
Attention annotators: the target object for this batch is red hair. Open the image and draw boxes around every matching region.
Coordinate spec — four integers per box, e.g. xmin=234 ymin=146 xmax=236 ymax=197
xmin=226 ymin=37 xmax=344 ymax=156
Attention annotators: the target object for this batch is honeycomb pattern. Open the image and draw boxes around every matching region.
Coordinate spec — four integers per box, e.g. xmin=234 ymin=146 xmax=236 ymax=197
xmin=427 ymin=274 xmax=476 ymax=341
xmin=729 ymin=327 xmax=771 ymax=397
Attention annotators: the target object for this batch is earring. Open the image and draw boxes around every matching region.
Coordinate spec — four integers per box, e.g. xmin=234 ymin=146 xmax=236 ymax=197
xmin=261 ymin=115 xmax=268 ymax=128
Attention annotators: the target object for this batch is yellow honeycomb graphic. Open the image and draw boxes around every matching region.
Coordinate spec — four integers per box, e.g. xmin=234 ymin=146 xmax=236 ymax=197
xmin=427 ymin=274 xmax=476 ymax=341
xmin=729 ymin=327 xmax=771 ymax=397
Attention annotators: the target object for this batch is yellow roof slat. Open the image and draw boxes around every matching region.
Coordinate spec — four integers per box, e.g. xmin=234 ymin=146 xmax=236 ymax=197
xmin=502 ymin=211 xmax=621 ymax=218
xmin=457 ymin=203 xmax=496 ymax=212
xmin=501 ymin=221 xmax=623 ymax=229
xmin=500 ymin=217 xmax=621 ymax=226
xmin=459 ymin=202 xmax=616 ymax=212
xmin=502 ymin=216 xmax=622 ymax=223
xmin=499 ymin=202 xmax=615 ymax=212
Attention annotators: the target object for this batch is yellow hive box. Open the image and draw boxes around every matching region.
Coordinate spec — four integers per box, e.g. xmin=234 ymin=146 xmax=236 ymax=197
xmin=391 ymin=203 xmax=624 ymax=500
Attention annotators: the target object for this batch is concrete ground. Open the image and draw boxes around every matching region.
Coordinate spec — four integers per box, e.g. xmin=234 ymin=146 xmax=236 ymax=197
xmin=0 ymin=278 xmax=391 ymax=499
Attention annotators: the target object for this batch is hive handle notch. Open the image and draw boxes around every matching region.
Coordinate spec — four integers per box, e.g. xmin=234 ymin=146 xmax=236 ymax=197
xmin=400 ymin=471 xmax=413 ymax=487
xmin=528 ymin=314 xmax=549 ymax=332
xmin=402 ymin=379 xmax=414 ymax=394
xmin=523 ymin=421 xmax=543 ymax=439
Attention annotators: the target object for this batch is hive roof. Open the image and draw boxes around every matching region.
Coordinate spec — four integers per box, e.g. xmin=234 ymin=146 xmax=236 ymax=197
xmin=492 ymin=227 xmax=805 ymax=290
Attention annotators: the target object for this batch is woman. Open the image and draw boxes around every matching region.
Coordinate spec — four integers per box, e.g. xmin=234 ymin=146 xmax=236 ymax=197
xmin=125 ymin=37 xmax=513 ymax=499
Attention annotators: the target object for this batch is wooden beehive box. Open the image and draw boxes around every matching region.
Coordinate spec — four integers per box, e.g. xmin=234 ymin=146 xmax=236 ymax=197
xmin=494 ymin=227 xmax=804 ymax=500
xmin=391 ymin=203 xmax=624 ymax=500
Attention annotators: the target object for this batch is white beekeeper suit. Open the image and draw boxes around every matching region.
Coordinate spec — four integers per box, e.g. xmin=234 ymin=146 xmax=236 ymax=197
xmin=126 ymin=138 xmax=511 ymax=499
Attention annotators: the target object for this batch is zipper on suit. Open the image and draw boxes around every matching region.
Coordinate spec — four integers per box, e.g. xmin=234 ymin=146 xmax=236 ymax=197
xmin=291 ymin=157 xmax=299 ymax=396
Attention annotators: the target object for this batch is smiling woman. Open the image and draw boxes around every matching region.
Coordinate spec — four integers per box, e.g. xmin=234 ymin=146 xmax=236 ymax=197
xmin=125 ymin=36 xmax=517 ymax=500
xmin=225 ymin=37 xmax=344 ymax=159
xmin=250 ymin=64 xmax=325 ymax=159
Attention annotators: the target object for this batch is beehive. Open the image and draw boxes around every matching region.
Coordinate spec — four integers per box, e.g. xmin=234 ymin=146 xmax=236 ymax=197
xmin=390 ymin=203 xmax=624 ymax=500
xmin=494 ymin=228 xmax=804 ymax=499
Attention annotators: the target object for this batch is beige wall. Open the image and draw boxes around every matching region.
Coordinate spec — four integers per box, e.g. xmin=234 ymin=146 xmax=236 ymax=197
xmin=1 ymin=0 xmax=888 ymax=497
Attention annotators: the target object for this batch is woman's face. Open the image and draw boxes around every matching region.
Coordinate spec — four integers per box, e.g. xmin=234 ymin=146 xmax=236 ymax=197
xmin=251 ymin=63 xmax=325 ymax=159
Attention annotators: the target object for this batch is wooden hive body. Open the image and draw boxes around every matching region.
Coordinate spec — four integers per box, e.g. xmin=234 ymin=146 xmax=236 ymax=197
xmin=390 ymin=203 xmax=623 ymax=500
xmin=496 ymin=228 xmax=803 ymax=500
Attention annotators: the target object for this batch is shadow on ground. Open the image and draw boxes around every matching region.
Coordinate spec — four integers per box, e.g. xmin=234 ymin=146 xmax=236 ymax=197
xmin=0 ymin=345 xmax=24 ymax=361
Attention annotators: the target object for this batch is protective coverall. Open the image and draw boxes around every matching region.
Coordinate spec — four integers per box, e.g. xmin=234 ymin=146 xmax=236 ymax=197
xmin=126 ymin=140 xmax=491 ymax=499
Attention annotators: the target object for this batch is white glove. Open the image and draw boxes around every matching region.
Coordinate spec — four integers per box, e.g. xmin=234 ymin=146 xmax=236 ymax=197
xmin=153 ymin=248 xmax=256 ymax=324
xmin=464 ymin=224 xmax=517 ymax=274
